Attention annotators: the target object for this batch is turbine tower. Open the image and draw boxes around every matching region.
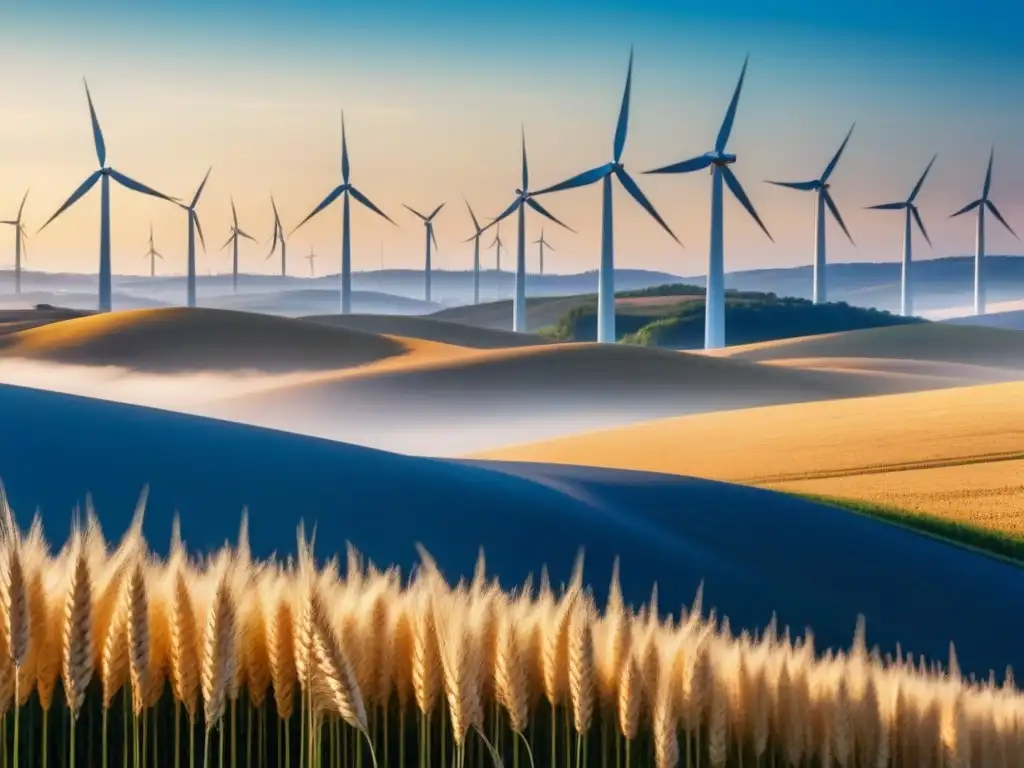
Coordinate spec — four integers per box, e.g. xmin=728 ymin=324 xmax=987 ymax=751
xmin=38 ymin=79 xmax=177 ymax=312
xmin=481 ymin=129 xmax=573 ymax=332
xmin=1 ymin=190 xmax=30 ymax=294
xmin=292 ymin=113 xmax=395 ymax=314
xmin=180 ymin=168 xmax=210 ymax=308
xmin=532 ymin=49 xmax=679 ymax=343
xmin=950 ymin=148 xmax=1019 ymax=315
xmin=866 ymin=154 xmax=937 ymax=317
xmin=306 ymin=246 xmax=319 ymax=277
xmin=220 ymin=198 xmax=256 ymax=293
xmin=645 ymin=56 xmax=773 ymax=350
xmin=265 ymin=195 xmax=287 ymax=277
xmin=463 ymin=198 xmax=485 ymax=305
xmin=142 ymin=223 xmax=164 ymax=277
xmin=534 ymin=229 xmax=555 ymax=276
xmin=404 ymin=203 xmax=445 ymax=302
xmin=765 ymin=124 xmax=856 ymax=304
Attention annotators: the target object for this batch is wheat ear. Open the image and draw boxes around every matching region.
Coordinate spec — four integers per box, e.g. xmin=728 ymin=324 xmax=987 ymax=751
xmin=61 ymin=547 xmax=94 ymax=719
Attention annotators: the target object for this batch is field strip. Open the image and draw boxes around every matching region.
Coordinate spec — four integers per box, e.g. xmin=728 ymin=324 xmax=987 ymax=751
xmin=743 ymin=449 xmax=1024 ymax=484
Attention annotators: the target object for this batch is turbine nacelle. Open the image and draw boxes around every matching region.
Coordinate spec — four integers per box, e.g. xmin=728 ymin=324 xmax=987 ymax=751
xmin=708 ymin=151 xmax=737 ymax=166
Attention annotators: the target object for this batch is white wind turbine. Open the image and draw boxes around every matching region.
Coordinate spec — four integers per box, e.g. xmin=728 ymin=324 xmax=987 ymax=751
xmin=645 ymin=56 xmax=774 ymax=350
xmin=142 ymin=223 xmax=164 ymax=277
xmin=38 ymin=79 xmax=178 ymax=312
xmin=531 ymin=49 xmax=680 ymax=343
xmin=949 ymin=148 xmax=1019 ymax=315
xmin=463 ymin=198 xmax=485 ymax=305
xmin=480 ymin=130 xmax=573 ymax=332
xmin=865 ymin=154 xmax=938 ymax=317
xmin=179 ymin=168 xmax=211 ymax=308
xmin=220 ymin=198 xmax=256 ymax=293
xmin=265 ymin=195 xmax=287 ymax=277
xmin=292 ymin=113 xmax=396 ymax=314
xmin=404 ymin=203 xmax=445 ymax=302
xmin=764 ymin=124 xmax=856 ymax=304
xmin=1 ymin=190 xmax=30 ymax=294
xmin=533 ymin=229 xmax=554 ymax=276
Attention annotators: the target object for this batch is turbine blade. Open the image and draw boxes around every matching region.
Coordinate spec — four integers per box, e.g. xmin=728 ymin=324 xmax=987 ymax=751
xmin=525 ymin=197 xmax=575 ymax=233
xmin=291 ymin=186 xmax=346 ymax=234
xmin=949 ymin=199 xmax=982 ymax=218
xmin=822 ymin=188 xmax=854 ymax=245
xmin=532 ymin=164 xmax=612 ymax=196
xmin=191 ymin=167 xmax=212 ymax=208
xmin=428 ymin=202 xmax=445 ymax=221
xmin=715 ymin=55 xmax=748 ymax=153
xmin=17 ymin=189 xmax=29 ymax=220
xmin=644 ymin=155 xmax=712 ymax=175
xmin=463 ymin=197 xmax=481 ymax=233
xmin=911 ymin=205 xmax=932 ymax=246
xmin=0 ymin=221 xmax=15 ymax=226
xmin=909 ymin=154 xmax=937 ymax=203
xmin=109 ymin=170 xmax=178 ymax=203
xmin=341 ymin=110 xmax=350 ymax=184
xmin=349 ymin=185 xmax=397 ymax=225
xmin=521 ymin=126 xmax=529 ymax=191
xmin=220 ymin=233 xmax=234 ymax=251
xmin=231 ymin=198 xmax=238 ymax=228
xmin=194 ymin=212 xmax=207 ymax=252
xmin=722 ymin=165 xmax=772 ymax=242
xmin=820 ymin=122 xmax=855 ymax=183
xmin=480 ymin=198 xmax=522 ymax=233
xmin=236 ymin=229 xmax=257 ymax=242
xmin=613 ymin=47 xmax=634 ymax=163
xmin=267 ymin=216 xmax=279 ymax=258
xmin=986 ymin=200 xmax=1019 ymax=239
xmin=429 ymin=223 xmax=439 ymax=250
xmin=270 ymin=194 xmax=281 ymax=227
xmin=865 ymin=202 xmax=906 ymax=211
xmin=615 ymin=167 xmax=681 ymax=246
xmin=983 ymin=146 xmax=994 ymax=199
xmin=765 ymin=179 xmax=818 ymax=191
xmin=83 ymin=79 xmax=107 ymax=167
xmin=403 ymin=204 xmax=428 ymax=220
xmin=155 ymin=251 xmax=164 ymax=260
xmin=38 ymin=171 xmax=102 ymax=232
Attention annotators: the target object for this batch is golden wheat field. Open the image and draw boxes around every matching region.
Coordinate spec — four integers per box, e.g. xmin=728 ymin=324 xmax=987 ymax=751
xmin=0 ymin=498 xmax=1022 ymax=768
xmin=478 ymin=381 xmax=1024 ymax=534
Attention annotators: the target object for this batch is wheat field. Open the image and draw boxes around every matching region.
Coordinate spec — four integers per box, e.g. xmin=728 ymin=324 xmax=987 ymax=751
xmin=0 ymin=496 xmax=1021 ymax=768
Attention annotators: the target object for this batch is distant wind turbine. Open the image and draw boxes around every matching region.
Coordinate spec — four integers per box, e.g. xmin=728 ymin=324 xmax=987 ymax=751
xmin=38 ymin=79 xmax=178 ymax=312
xmin=489 ymin=222 xmax=505 ymax=299
xmin=404 ymin=203 xmax=445 ymax=302
xmin=1 ymin=189 xmax=30 ymax=294
xmin=865 ymin=154 xmax=938 ymax=317
xmin=532 ymin=49 xmax=679 ymax=343
xmin=220 ymin=198 xmax=256 ymax=293
xmin=533 ymin=229 xmax=554 ymax=276
xmin=292 ymin=112 xmax=396 ymax=314
xmin=480 ymin=129 xmax=573 ymax=332
xmin=765 ymin=124 xmax=856 ymax=304
xmin=306 ymin=246 xmax=319 ymax=277
xmin=463 ymin=198 xmax=485 ymax=305
xmin=265 ymin=195 xmax=287 ymax=277
xmin=949 ymin=148 xmax=1019 ymax=316
xmin=179 ymin=168 xmax=211 ymax=308
xmin=142 ymin=223 xmax=164 ymax=277
xmin=645 ymin=55 xmax=773 ymax=350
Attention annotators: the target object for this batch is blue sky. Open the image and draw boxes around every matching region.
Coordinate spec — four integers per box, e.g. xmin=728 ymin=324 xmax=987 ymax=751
xmin=1 ymin=0 xmax=1022 ymax=277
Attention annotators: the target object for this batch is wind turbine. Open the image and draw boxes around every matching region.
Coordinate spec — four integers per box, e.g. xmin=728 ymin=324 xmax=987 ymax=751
xmin=306 ymin=246 xmax=319 ymax=277
xmin=404 ymin=203 xmax=445 ymax=302
xmin=534 ymin=229 xmax=555 ymax=276
xmin=488 ymin=222 xmax=506 ymax=300
xmin=949 ymin=148 xmax=1019 ymax=315
xmin=1 ymin=190 xmax=29 ymax=294
xmin=265 ymin=195 xmax=287 ymax=277
xmin=865 ymin=154 xmax=938 ymax=317
xmin=220 ymin=198 xmax=256 ymax=293
xmin=765 ymin=124 xmax=856 ymax=304
xmin=463 ymin=198 xmax=485 ymax=305
xmin=531 ymin=49 xmax=679 ymax=343
xmin=38 ymin=79 xmax=178 ymax=312
xmin=480 ymin=130 xmax=573 ymax=332
xmin=142 ymin=223 xmax=164 ymax=277
xmin=292 ymin=113 xmax=396 ymax=314
xmin=179 ymin=168 xmax=211 ymax=308
xmin=645 ymin=56 xmax=773 ymax=350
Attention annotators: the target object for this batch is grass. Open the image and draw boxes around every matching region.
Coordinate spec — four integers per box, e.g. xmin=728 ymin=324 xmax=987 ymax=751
xmin=795 ymin=492 xmax=1024 ymax=567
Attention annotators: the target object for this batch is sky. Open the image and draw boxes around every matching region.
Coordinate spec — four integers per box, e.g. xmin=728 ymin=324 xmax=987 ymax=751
xmin=1 ymin=0 xmax=1023 ymax=278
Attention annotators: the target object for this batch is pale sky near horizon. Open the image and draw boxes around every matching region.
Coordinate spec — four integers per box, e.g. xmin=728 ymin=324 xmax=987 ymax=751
xmin=1 ymin=0 xmax=1022 ymax=278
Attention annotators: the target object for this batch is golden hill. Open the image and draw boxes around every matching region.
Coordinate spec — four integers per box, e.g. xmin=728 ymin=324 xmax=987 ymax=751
xmin=303 ymin=313 xmax=552 ymax=348
xmin=476 ymin=381 xmax=1024 ymax=534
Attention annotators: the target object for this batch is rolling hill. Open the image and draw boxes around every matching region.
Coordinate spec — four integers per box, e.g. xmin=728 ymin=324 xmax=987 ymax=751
xmin=304 ymin=313 xmax=551 ymax=348
xmin=0 ymin=382 xmax=1020 ymax=677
